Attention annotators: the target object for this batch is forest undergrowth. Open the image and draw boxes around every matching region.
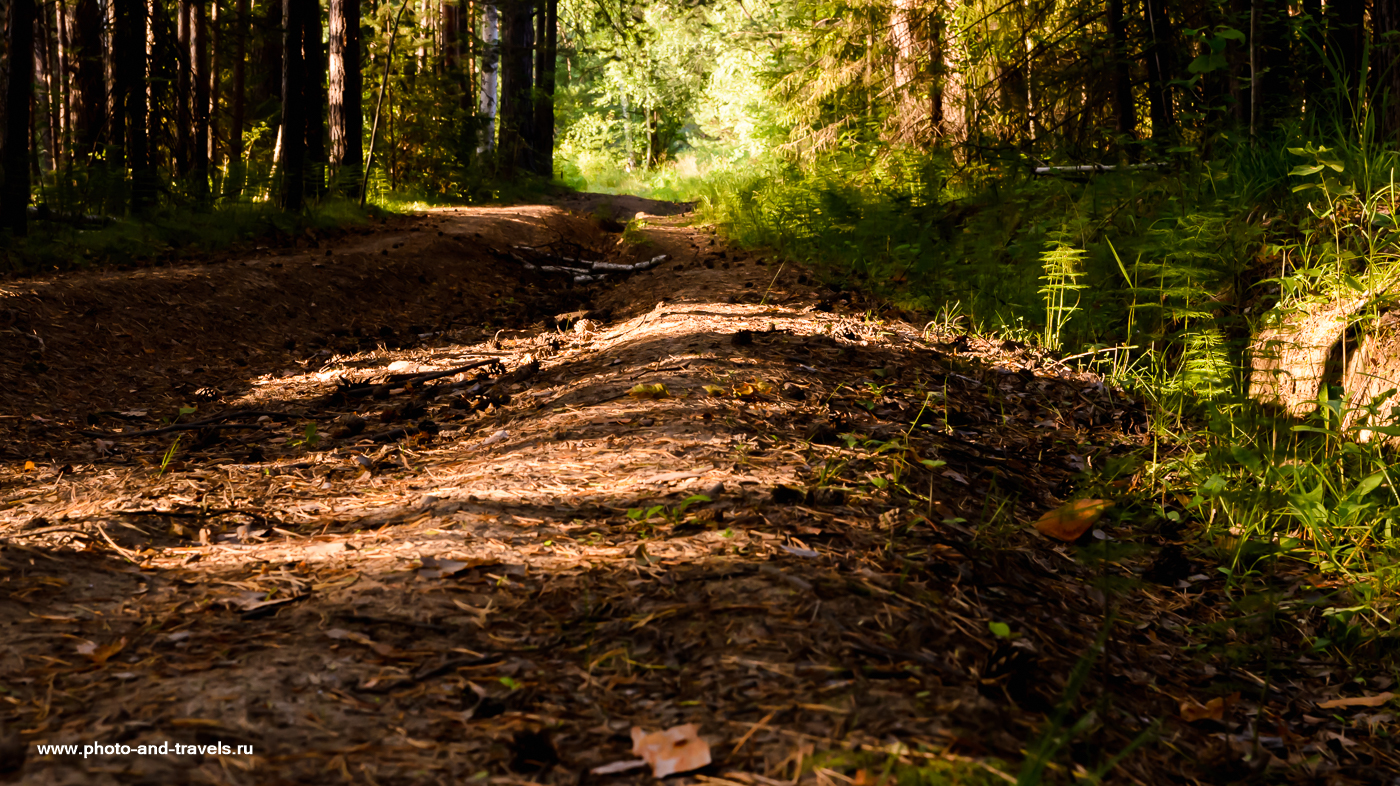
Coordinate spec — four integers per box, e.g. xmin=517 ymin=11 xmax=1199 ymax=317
xmin=635 ymin=128 xmax=1400 ymax=665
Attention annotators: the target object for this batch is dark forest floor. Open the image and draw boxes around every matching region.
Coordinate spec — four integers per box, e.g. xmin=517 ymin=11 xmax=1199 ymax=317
xmin=0 ymin=195 xmax=1395 ymax=785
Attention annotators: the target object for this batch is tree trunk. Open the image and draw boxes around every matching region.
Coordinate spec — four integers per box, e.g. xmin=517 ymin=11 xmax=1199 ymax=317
xmin=34 ymin=3 xmax=56 ymax=172
xmin=1108 ymin=0 xmax=1134 ymax=141
xmin=177 ymin=0 xmax=192 ymax=175
xmin=54 ymin=0 xmax=73 ymax=168
xmin=890 ymin=0 xmax=919 ymax=143
xmin=497 ymin=0 xmax=535 ymax=174
xmin=533 ymin=0 xmax=555 ymax=176
xmin=193 ymin=0 xmax=210 ymax=197
xmin=441 ymin=0 xmax=458 ymax=75
xmin=304 ymin=0 xmax=327 ymax=196
xmin=465 ymin=0 xmax=475 ymax=116
xmin=2 ymin=0 xmax=36 ymax=234
xmin=230 ymin=0 xmax=246 ymax=161
xmin=1375 ymin=0 xmax=1400 ymax=142
xmin=478 ymin=3 xmax=498 ymax=153
xmin=330 ymin=0 xmax=363 ymax=193
xmin=1330 ymin=0 xmax=1365 ymax=117
xmin=257 ymin=0 xmax=282 ymax=117
xmin=208 ymin=0 xmax=218 ymax=168
xmin=281 ymin=0 xmax=309 ymax=209
xmin=1249 ymin=0 xmax=1259 ymax=136
xmin=74 ymin=0 xmax=104 ymax=160
xmin=1300 ymin=0 xmax=1323 ymax=116
xmin=1143 ymin=0 xmax=1175 ymax=139
xmin=116 ymin=0 xmax=151 ymax=211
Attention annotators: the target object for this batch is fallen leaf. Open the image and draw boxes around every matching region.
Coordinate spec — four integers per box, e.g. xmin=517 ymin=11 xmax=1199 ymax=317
xmin=702 ymin=385 xmax=724 ymax=396
xmin=418 ymin=555 xmax=470 ymax=579
xmin=77 ymin=637 xmax=127 ymax=667
xmin=631 ymin=723 xmax=712 ymax=778
xmin=629 ymin=383 xmax=672 ymax=400
xmin=1179 ymin=692 xmax=1237 ymax=722
xmin=22 ymin=461 xmax=35 ymax=471
xmin=1033 ymin=499 xmax=1112 ymax=542
xmin=1318 ymin=692 xmax=1395 ymax=709
xmin=479 ymin=429 xmax=509 ymax=447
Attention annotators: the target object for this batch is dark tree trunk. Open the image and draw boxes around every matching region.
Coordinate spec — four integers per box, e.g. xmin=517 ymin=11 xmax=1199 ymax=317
xmin=55 ymin=0 xmax=72 ymax=168
xmin=2 ymin=0 xmax=36 ymax=234
xmin=1326 ymin=0 xmax=1365 ymax=125
xmin=1376 ymin=0 xmax=1400 ymax=142
xmin=281 ymin=0 xmax=310 ymax=209
xmin=150 ymin=0 xmax=178 ymax=175
xmin=533 ymin=0 xmax=555 ymax=177
xmin=330 ymin=0 xmax=362 ymax=194
xmin=1301 ymin=0 xmax=1323 ymax=116
xmin=257 ymin=0 xmax=282 ymax=115
xmin=1143 ymin=0 xmax=1175 ymax=139
xmin=441 ymin=0 xmax=458 ymax=75
xmin=304 ymin=0 xmax=326 ymax=196
xmin=497 ymin=0 xmax=536 ymax=174
xmin=177 ymin=0 xmax=192 ymax=175
xmin=34 ymin=1 xmax=56 ymax=172
xmin=193 ymin=0 xmax=210 ymax=197
xmin=74 ymin=0 xmax=104 ymax=159
xmin=115 ymin=0 xmax=151 ymax=211
xmin=231 ymin=0 xmax=247 ymax=161
xmin=208 ymin=0 xmax=218 ymax=168
xmin=1108 ymin=0 xmax=1135 ymax=141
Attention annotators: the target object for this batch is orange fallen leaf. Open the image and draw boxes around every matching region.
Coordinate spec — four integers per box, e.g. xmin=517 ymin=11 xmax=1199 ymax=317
xmin=631 ymin=723 xmax=712 ymax=777
xmin=23 ymin=461 xmax=35 ymax=471
xmin=77 ymin=637 xmax=128 ymax=667
xmin=1179 ymin=692 xmax=1238 ymax=722
xmin=1318 ymin=692 xmax=1395 ymax=709
xmin=1033 ymin=499 xmax=1112 ymax=542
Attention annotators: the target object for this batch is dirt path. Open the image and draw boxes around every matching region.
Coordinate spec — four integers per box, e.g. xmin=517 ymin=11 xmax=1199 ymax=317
xmin=0 ymin=197 xmax=1391 ymax=785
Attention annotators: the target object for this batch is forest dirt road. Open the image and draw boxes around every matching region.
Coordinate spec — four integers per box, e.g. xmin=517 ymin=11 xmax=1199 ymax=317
xmin=0 ymin=196 xmax=1389 ymax=784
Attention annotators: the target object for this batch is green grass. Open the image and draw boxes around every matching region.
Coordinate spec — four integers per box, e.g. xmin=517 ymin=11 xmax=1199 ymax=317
xmin=685 ymin=130 xmax=1400 ymax=653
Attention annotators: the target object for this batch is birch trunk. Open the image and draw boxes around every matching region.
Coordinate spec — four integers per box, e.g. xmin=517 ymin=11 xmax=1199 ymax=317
xmin=477 ymin=3 xmax=498 ymax=153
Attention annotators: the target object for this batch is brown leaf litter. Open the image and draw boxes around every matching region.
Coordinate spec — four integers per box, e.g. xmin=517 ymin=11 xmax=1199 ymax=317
xmin=0 ymin=194 xmax=1395 ymax=784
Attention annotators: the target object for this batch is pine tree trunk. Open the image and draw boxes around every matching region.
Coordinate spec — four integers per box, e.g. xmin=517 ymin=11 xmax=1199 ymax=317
xmin=281 ymin=0 xmax=309 ymax=209
xmin=330 ymin=0 xmax=363 ymax=194
xmin=108 ymin=0 xmax=124 ymax=174
xmin=208 ymin=0 xmax=219 ymax=168
xmin=464 ymin=0 xmax=475 ymax=117
xmin=498 ymin=0 xmax=535 ymax=174
xmin=1330 ymin=0 xmax=1364 ymax=115
xmin=1108 ymin=0 xmax=1134 ymax=141
xmin=1375 ymin=0 xmax=1400 ymax=141
xmin=177 ymin=0 xmax=192 ymax=175
xmin=532 ymin=0 xmax=554 ymax=176
xmin=1143 ymin=0 xmax=1175 ymax=139
xmin=74 ymin=0 xmax=103 ymax=160
xmin=2 ymin=0 xmax=36 ymax=234
xmin=55 ymin=0 xmax=73 ymax=167
xmin=230 ymin=0 xmax=246 ymax=161
xmin=193 ymin=0 xmax=209 ymax=197
xmin=305 ymin=0 xmax=326 ymax=196
xmin=116 ymin=0 xmax=151 ymax=211
xmin=34 ymin=4 xmax=56 ymax=172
